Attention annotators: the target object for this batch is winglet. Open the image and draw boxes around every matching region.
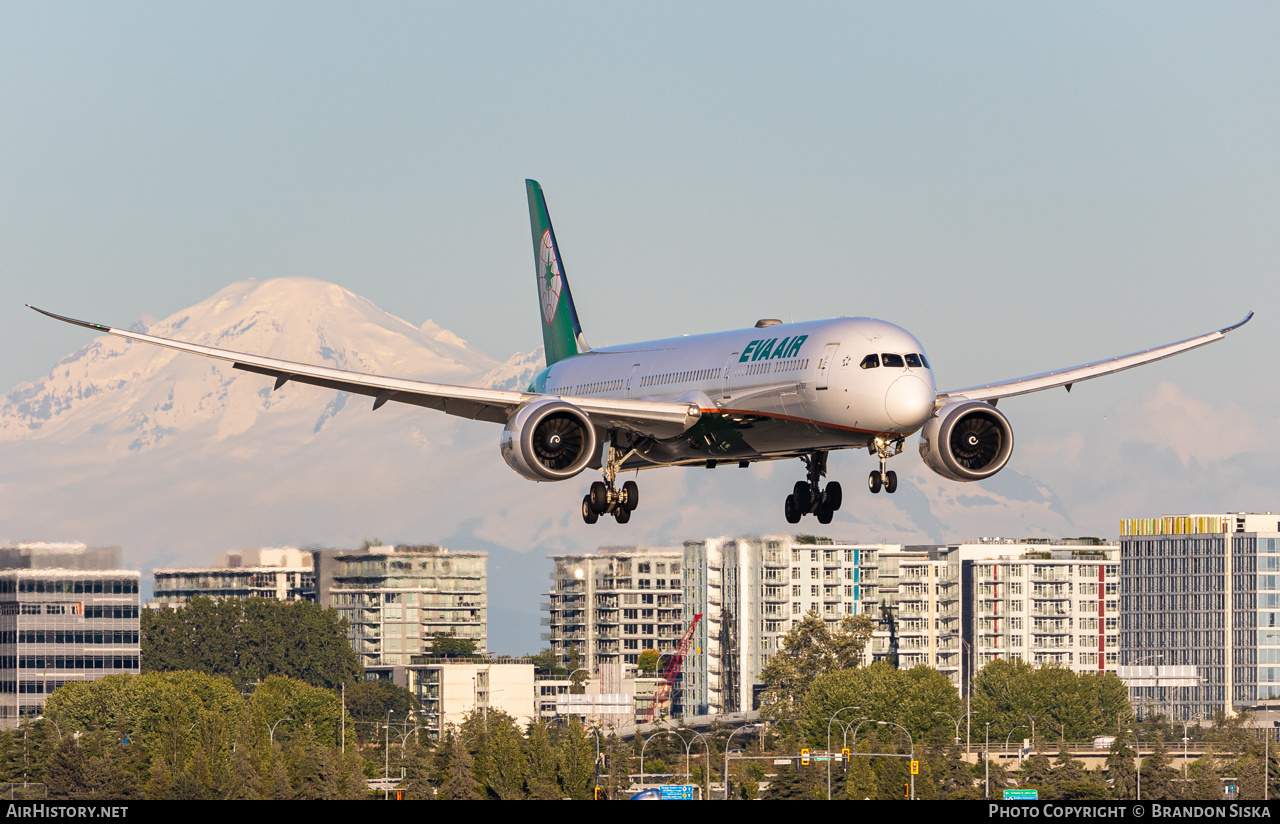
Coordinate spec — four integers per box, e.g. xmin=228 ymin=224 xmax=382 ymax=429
xmin=1222 ymin=311 xmax=1253 ymax=334
xmin=27 ymin=305 xmax=113 ymax=333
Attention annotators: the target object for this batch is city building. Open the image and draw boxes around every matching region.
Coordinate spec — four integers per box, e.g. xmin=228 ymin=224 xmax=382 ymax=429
xmin=151 ymin=546 xmax=315 ymax=608
xmin=1120 ymin=511 xmax=1280 ymax=719
xmin=316 ymin=544 xmax=487 ymax=668
xmin=375 ymin=659 xmax=535 ymax=740
xmin=870 ymin=545 xmax=960 ymax=681
xmin=0 ymin=542 xmax=141 ymax=728
xmin=681 ymin=536 xmax=890 ymax=716
xmin=544 ymin=546 xmax=685 ymax=676
xmin=953 ymin=539 xmax=1120 ymax=693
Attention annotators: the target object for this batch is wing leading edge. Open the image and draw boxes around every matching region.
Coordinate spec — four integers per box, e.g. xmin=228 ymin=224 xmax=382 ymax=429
xmin=27 ymin=306 xmax=701 ymax=438
xmin=937 ymin=312 xmax=1253 ymax=404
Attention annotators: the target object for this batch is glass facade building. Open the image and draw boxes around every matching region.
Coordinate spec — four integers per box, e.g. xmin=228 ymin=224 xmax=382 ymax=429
xmin=0 ymin=569 xmax=141 ymax=727
xmin=1120 ymin=512 xmax=1280 ymax=718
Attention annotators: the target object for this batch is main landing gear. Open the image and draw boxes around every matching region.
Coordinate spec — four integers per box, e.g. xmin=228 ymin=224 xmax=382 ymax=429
xmin=582 ymin=442 xmax=639 ymax=525
xmin=785 ymin=451 xmax=842 ymax=525
xmin=867 ymin=436 xmax=904 ymax=495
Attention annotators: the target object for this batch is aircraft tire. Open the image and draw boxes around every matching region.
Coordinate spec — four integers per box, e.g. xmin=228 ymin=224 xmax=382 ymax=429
xmin=784 ymin=494 xmax=802 ymax=524
xmin=885 ymin=470 xmax=898 ymax=494
xmin=793 ymin=481 xmax=811 ymax=511
xmin=825 ymin=481 xmax=843 ymax=511
xmin=590 ymin=481 xmax=609 ymax=513
xmin=614 ymin=506 xmax=631 ymax=524
xmin=868 ymin=471 xmax=882 ymax=494
xmin=582 ymin=496 xmax=599 ymax=524
xmin=816 ymin=504 xmax=834 ymax=525
xmin=622 ymin=480 xmax=639 ymax=511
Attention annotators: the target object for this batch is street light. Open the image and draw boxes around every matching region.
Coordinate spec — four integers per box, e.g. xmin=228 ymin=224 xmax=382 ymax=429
xmin=1004 ymin=725 xmax=1026 ymax=767
xmin=934 ymin=711 xmax=969 ymax=749
xmin=827 ymin=705 xmax=861 ymax=800
xmin=268 ymin=716 xmax=292 ymax=744
xmin=722 ymin=723 xmax=760 ymax=801
xmin=875 ymin=721 xmax=915 ymax=801
xmin=984 ymin=722 xmax=991 ymax=800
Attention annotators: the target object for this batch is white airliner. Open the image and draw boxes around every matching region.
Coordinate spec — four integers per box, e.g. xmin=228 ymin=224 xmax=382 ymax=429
xmin=31 ymin=180 xmax=1251 ymax=525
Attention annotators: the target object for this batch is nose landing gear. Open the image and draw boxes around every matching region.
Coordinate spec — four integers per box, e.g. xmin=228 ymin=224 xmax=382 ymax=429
xmin=582 ymin=442 xmax=640 ymax=524
xmin=867 ymin=436 xmax=904 ymax=495
xmin=784 ymin=451 xmax=843 ymax=525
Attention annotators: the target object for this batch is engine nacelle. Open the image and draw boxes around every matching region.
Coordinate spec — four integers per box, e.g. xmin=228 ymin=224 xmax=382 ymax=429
xmin=500 ymin=399 xmax=598 ymax=482
xmin=918 ymin=400 xmax=1014 ymax=482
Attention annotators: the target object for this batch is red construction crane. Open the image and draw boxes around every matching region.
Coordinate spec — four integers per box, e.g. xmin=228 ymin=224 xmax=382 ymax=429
xmin=644 ymin=612 xmax=702 ymax=723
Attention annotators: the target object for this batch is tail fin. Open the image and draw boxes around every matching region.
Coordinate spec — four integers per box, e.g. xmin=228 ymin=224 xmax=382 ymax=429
xmin=526 ymin=180 xmax=589 ymax=366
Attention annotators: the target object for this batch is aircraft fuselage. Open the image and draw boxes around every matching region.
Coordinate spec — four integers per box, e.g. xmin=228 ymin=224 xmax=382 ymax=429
xmin=530 ymin=316 xmax=936 ymax=469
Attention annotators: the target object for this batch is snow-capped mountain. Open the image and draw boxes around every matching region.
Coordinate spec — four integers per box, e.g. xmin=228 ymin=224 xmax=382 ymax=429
xmin=1 ymin=278 xmax=538 ymax=448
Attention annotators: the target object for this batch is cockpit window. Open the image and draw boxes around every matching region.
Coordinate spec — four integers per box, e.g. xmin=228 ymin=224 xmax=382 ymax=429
xmin=881 ymin=353 xmax=905 ymax=368
xmin=859 ymin=354 xmax=880 ymax=369
xmin=904 ymin=353 xmax=922 ymax=368
xmin=918 ymin=353 xmax=930 ymax=369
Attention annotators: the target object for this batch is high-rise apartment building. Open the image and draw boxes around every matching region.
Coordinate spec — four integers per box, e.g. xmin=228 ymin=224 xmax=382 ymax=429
xmin=682 ymin=536 xmax=889 ymax=716
xmin=0 ymin=542 xmax=141 ymax=728
xmin=151 ymin=547 xmax=315 ymax=608
xmin=544 ymin=546 xmax=685 ymax=678
xmin=871 ymin=546 xmax=960 ymax=681
xmin=1120 ymin=512 xmax=1280 ymax=719
xmin=316 ymin=544 xmax=487 ymax=668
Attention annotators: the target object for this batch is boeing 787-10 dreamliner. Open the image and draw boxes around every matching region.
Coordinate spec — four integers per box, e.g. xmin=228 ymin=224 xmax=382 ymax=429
xmin=31 ymin=180 xmax=1251 ymax=525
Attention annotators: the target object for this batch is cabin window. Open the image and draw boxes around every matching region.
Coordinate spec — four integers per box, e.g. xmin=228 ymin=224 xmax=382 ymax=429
xmin=881 ymin=353 xmax=905 ymax=368
xmin=860 ymin=354 xmax=880 ymax=369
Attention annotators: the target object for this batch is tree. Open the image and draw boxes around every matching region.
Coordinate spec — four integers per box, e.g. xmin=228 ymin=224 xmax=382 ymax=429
xmin=344 ymin=680 xmax=418 ymax=733
xmin=142 ymin=596 xmax=361 ymax=690
xmin=758 ymin=612 xmax=875 ymax=729
xmin=1106 ymin=731 xmax=1139 ymax=800
xmin=430 ymin=634 xmax=477 ymax=658
xmin=636 ymin=649 xmax=662 ymax=674
xmin=799 ymin=662 xmax=959 ymax=745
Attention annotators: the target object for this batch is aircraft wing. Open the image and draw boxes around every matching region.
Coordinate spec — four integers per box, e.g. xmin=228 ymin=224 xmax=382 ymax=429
xmin=28 ymin=306 xmax=702 ymax=438
xmin=936 ymin=312 xmax=1253 ymax=404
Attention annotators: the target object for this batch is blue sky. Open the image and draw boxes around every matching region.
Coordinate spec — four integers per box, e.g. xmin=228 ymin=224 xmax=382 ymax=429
xmin=3 ymin=3 xmax=1279 ymax=540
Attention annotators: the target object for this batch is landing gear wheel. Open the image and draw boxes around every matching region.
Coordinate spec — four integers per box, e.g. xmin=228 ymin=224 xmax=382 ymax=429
xmin=589 ymin=481 xmax=609 ymax=513
xmin=784 ymin=494 xmax=801 ymax=524
xmin=582 ymin=495 xmax=599 ymax=524
xmin=816 ymin=504 xmax=834 ymax=525
xmin=614 ymin=506 xmax=631 ymax=524
xmin=825 ymin=481 xmax=842 ymax=511
xmin=793 ymin=481 xmax=812 ymax=512
xmin=622 ymin=480 xmax=639 ymax=511
xmin=868 ymin=471 xmax=882 ymax=494
xmin=885 ymin=470 xmax=898 ymax=494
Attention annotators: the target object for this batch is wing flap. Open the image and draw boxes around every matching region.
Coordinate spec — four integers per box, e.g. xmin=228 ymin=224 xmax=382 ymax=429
xmin=30 ymin=305 xmax=700 ymax=436
xmin=938 ymin=312 xmax=1252 ymax=403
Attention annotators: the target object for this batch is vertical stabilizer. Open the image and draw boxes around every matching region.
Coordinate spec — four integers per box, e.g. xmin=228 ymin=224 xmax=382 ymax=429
xmin=526 ymin=180 xmax=589 ymax=366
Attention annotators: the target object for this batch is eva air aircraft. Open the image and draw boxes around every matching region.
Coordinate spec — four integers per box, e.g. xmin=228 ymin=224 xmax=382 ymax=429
xmin=32 ymin=181 xmax=1251 ymax=525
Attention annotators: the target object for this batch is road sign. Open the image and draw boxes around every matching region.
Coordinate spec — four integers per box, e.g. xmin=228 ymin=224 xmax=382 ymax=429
xmin=1003 ymin=789 xmax=1039 ymax=800
xmin=659 ymin=785 xmax=697 ymax=800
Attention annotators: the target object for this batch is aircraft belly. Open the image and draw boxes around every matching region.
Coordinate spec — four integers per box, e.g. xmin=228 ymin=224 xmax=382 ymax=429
xmin=619 ymin=412 xmax=871 ymax=471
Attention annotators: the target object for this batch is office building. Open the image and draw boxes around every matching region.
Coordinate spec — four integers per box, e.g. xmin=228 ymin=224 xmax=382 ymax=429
xmin=151 ymin=547 xmax=315 ymax=608
xmin=317 ymin=544 xmax=487 ymax=668
xmin=544 ymin=546 xmax=685 ymax=675
xmin=0 ymin=542 xmax=141 ymax=728
xmin=1120 ymin=511 xmax=1280 ymax=719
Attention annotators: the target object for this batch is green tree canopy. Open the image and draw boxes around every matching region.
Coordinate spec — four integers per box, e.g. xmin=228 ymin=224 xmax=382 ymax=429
xmin=142 ymin=596 xmax=362 ymax=690
xmin=759 ymin=612 xmax=875 ymax=729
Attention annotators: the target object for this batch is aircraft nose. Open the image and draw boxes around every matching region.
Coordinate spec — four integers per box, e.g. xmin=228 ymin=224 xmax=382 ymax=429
xmin=885 ymin=375 xmax=934 ymax=428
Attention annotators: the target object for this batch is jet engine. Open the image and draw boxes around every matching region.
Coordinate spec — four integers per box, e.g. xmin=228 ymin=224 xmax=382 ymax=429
xmin=500 ymin=399 xmax=599 ymax=482
xmin=918 ymin=400 xmax=1014 ymax=482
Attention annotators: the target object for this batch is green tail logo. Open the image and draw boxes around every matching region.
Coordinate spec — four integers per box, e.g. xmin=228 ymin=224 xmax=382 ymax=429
xmin=526 ymin=180 xmax=588 ymax=366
